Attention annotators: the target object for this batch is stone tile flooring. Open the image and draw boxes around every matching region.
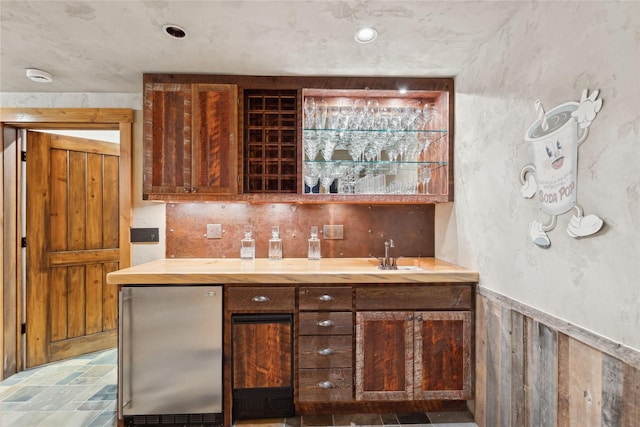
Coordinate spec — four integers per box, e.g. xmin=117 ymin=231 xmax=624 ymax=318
xmin=0 ymin=348 xmax=117 ymax=427
xmin=0 ymin=348 xmax=476 ymax=427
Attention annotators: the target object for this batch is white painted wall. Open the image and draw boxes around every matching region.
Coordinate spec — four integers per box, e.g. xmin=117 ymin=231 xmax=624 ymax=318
xmin=437 ymin=1 xmax=640 ymax=350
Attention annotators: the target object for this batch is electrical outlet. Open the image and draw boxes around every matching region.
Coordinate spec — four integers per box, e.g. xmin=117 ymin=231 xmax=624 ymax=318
xmin=323 ymin=225 xmax=344 ymax=240
xmin=206 ymin=224 xmax=222 ymax=239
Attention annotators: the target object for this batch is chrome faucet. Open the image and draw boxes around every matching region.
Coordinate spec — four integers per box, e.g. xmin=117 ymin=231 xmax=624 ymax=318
xmin=378 ymin=239 xmax=397 ymax=270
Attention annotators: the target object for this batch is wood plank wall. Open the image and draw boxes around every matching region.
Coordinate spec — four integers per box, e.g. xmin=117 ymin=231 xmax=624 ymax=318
xmin=476 ymin=288 xmax=640 ymax=427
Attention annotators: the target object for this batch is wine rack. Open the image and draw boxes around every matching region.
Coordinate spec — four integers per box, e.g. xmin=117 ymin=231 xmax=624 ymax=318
xmin=244 ymin=90 xmax=298 ymax=193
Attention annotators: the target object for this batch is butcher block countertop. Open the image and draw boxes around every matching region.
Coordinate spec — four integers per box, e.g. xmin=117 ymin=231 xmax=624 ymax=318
xmin=106 ymin=257 xmax=478 ymax=285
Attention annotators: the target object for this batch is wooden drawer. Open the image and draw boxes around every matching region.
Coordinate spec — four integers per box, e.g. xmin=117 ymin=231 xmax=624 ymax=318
xmin=299 ymin=312 xmax=353 ymax=336
xmin=299 ymin=287 xmax=352 ymax=311
xmin=299 ymin=335 xmax=352 ymax=369
xmin=355 ymin=285 xmax=472 ymax=311
xmin=298 ymin=368 xmax=353 ymax=402
xmin=226 ymin=286 xmax=295 ymax=311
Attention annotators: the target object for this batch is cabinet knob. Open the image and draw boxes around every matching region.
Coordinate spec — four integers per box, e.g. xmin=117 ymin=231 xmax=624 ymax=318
xmin=317 ymin=381 xmax=335 ymax=389
xmin=252 ymin=295 xmax=270 ymax=303
xmin=416 ymin=315 xmax=423 ymax=322
xmin=191 ymin=187 xmax=197 ymax=193
xmin=318 ymin=294 xmax=334 ymax=302
xmin=317 ymin=320 xmax=335 ymax=327
xmin=317 ymin=348 xmax=334 ymax=356
xmin=183 ymin=187 xmax=190 ymax=193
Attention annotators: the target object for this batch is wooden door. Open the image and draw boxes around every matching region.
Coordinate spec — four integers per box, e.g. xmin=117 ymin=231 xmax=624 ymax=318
xmin=414 ymin=311 xmax=472 ymax=400
xmin=25 ymin=131 xmax=120 ymax=367
xmin=355 ymin=311 xmax=413 ymax=401
xmin=192 ymin=84 xmax=238 ymax=195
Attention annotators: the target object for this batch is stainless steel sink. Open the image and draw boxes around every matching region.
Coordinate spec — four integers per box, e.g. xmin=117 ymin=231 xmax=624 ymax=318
xmin=395 ymin=266 xmax=423 ymax=271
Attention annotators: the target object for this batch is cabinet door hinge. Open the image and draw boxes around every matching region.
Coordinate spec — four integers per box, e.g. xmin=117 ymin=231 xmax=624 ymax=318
xmin=21 ymin=151 xmax=26 ymax=162
xmin=21 ymin=323 xmax=26 ymax=334
xmin=21 ymin=237 xmax=27 ymax=248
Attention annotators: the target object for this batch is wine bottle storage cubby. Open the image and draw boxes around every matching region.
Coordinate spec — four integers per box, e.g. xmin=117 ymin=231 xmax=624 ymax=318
xmin=244 ymin=90 xmax=298 ymax=193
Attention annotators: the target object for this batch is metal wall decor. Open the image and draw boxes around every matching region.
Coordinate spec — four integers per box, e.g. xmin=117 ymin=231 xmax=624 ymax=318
xmin=519 ymin=89 xmax=604 ymax=248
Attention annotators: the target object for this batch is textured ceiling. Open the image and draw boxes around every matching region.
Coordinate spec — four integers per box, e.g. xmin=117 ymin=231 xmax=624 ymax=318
xmin=0 ymin=1 xmax=522 ymax=93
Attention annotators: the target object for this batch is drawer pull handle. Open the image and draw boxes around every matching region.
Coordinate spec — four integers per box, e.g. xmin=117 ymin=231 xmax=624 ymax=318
xmin=252 ymin=295 xmax=270 ymax=303
xmin=317 ymin=348 xmax=334 ymax=356
xmin=317 ymin=320 xmax=334 ymax=327
xmin=317 ymin=381 xmax=335 ymax=389
xmin=318 ymin=294 xmax=334 ymax=302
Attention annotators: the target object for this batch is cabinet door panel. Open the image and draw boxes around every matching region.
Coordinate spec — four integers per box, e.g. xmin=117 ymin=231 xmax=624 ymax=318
xmin=192 ymin=84 xmax=238 ymax=194
xmin=144 ymin=83 xmax=192 ymax=194
xmin=414 ymin=311 xmax=472 ymax=400
xmin=232 ymin=320 xmax=292 ymax=389
xmin=355 ymin=311 xmax=413 ymax=401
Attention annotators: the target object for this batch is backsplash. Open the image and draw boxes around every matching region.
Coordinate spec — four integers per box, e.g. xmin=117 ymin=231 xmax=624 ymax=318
xmin=166 ymin=203 xmax=434 ymax=259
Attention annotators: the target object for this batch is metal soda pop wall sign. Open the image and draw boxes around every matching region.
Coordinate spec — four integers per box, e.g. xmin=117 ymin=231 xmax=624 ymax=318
xmin=519 ymin=89 xmax=604 ymax=248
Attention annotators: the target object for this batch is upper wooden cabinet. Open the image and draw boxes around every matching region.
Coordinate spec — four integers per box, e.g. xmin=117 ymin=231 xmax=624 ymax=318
xmin=143 ymin=82 xmax=238 ymax=198
xmin=142 ymin=74 xmax=453 ymax=203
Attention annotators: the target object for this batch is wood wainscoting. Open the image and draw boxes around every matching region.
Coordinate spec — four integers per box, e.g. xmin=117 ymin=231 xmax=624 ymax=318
xmin=475 ymin=287 xmax=639 ymax=427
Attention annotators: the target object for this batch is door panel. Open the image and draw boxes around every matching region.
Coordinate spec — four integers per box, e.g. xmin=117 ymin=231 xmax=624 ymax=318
xmin=355 ymin=311 xmax=413 ymax=401
xmin=414 ymin=311 xmax=472 ymax=400
xmin=26 ymin=131 xmax=119 ymax=367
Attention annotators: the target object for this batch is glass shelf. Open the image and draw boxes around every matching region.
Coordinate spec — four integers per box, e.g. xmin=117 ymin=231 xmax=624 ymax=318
xmin=301 ymin=89 xmax=450 ymax=197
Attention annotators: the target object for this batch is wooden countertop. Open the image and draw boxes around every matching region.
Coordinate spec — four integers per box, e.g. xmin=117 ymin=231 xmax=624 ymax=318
xmin=106 ymin=257 xmax=478 ymax=285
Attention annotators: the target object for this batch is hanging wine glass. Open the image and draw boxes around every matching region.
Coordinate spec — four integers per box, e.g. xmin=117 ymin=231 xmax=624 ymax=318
xmin=303 ymin=97 xmax=316 ymax=129
xmin=352 ymin=98 xmax=366 ymax=130
xmin=315 ymin=99 xmax=328 ymax=129
xmin=423 ymin=103 xmax=437 ymax=129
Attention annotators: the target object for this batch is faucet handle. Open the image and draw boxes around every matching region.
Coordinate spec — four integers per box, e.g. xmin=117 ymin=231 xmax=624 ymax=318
xmin=389 ymin=239 xmax=395 ymax=248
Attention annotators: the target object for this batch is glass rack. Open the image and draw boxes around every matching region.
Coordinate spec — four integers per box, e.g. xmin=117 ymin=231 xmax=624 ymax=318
xmin=302 ymin=90 xmax=449 ymax=196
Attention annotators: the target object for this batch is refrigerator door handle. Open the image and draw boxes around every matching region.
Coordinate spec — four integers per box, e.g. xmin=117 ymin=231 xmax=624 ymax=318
xmin=119 ymin=288 xmax=133 ymax=415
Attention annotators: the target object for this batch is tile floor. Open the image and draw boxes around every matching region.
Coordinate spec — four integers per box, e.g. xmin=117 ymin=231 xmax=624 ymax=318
xmin=0 ymin=348 xmax=117 ymax=427
xmin=0 ymin=349 xmax=477 ymax=427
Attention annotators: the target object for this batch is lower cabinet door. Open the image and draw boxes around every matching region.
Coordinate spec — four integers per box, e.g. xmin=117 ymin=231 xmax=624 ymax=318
xmin=298 ymin=368 xmax=353 ymax=402
xmin=231 ymin=314 xmax=295 ymax=419
xmin=355 ymin=311 xmax=413 ymax=401
xmin=414 ymin=311 xmax=473 ymax=400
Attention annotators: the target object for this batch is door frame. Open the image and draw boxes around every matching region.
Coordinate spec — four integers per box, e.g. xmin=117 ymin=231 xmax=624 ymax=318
xmin=0 ymin=108 xmax=133 ymax=378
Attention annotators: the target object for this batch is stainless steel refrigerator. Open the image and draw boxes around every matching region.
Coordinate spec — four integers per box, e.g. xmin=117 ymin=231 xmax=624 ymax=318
xmin=118 ymin=285 xmax=223 ymax=425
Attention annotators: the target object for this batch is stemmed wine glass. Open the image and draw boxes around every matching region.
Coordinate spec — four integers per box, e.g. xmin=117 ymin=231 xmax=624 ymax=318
xmin=420 ymin=167 xmax=432 ymax=195
xmin=315 ymin=99 xmax=328 ymax=129
xmin=304 ymin=163 xmax=320 ymax=194
xmin=304 ymin=97 xmax=316 ymax=129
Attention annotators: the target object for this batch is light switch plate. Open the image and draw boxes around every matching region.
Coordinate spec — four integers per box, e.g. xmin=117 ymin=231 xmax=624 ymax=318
xmin=206 ymin=224 xmax=222 ymax=239
xmin=323 ymin=225 xmax=344 ymax=240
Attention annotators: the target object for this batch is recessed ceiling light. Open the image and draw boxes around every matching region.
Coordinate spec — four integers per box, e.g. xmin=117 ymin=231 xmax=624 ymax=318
xmin=26 ymin=68 xmax=53 ymax=83
xmin=162 ymin=24 xmax=188 ymax=39
xmin=354 ymin=27 xmax=377 ymax=44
